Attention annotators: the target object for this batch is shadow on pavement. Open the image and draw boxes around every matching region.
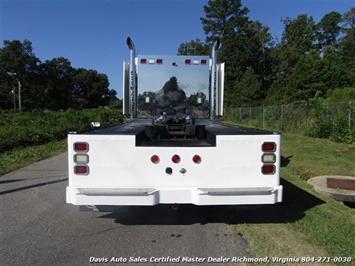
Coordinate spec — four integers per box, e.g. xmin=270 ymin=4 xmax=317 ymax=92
xmin=0 ymin=178 xmax=68 ymax=195
xmin=98 ymin=178 xmax=324 ymax=225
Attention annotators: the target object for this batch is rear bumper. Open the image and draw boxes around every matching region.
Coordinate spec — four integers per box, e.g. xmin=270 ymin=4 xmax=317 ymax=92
xmin=66 ymin=186 xmax=283 ymax=206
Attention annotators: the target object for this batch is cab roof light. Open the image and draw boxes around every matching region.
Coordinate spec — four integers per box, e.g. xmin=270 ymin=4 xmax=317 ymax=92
xmin=172 ymin=154 xmax=181 ymax=164
xmin=262 ymin=142 xmax=276 ymax=152
xmin=74 ymin=142 xmax=89 ymax=152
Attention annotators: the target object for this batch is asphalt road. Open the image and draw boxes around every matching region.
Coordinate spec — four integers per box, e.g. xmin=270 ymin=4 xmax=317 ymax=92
xmin=0 ymin=153 xmax=254 ymax=266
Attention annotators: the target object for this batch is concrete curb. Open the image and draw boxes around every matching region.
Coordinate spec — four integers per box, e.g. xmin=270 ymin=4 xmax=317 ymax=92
xmin=308 ymin=176 xmax=355 ymax=202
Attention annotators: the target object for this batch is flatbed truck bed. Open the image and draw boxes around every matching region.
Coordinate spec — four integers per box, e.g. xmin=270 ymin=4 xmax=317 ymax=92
xmin=66 ymin=37 xmax=283 ymax=209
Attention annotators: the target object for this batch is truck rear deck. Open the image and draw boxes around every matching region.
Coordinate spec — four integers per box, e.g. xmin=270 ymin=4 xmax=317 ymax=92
xmin=66 ymin=119 xmax=282 ymax=206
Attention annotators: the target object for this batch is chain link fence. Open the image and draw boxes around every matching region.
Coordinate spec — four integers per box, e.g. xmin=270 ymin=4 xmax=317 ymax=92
xmin=224 ymin=101 xmax=354 ymax=142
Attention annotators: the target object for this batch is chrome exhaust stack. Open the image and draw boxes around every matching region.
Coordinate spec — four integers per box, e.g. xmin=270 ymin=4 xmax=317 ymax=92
xmin=126 ymin=37 xmax=137 ymax=118
xmin=210 ymin=39 xmax=220 ymax=120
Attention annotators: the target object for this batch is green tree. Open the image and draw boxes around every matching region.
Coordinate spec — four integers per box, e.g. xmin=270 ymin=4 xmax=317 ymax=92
xmin=200 ymin=0 xmax=274 ymax=107
xmin=200 ymin=0 xmax=250 ymax=44
xmin=287 ymin=50 xmax=326 ymax=101
xmin=326 ymin=87 xmax=355 ymax=101
xmin=245 ymin=20 xmax=274 ymax=99
xmin=0 ymin=62 xmax=16 ymax=108
xmin=177 ymin=38 xmax=210 ymax=55
xmin=73 ymin=68 xmax=111 ymax=108
xmin=316 ymin=11 xmax=342 ymax=51
xmin=277 ymin=14 xmax=317 ymax=76
xmin=342 ymin=6 xmax=355 ymax=29
xmin=339 ymin=7 xmax=355 ymax=86
xmin=227 ymin=68 xmax=262 ymax=107
xmin=322 ymin=47 xmax=349 ymax=90
xmin=0 ymin=39 xmax=40 ymax=109
xmin=268 ymin=50 xmax=325 ymax=104
xmin=268 ymin=15 xmax=317 ymax=104
xmin=41 ymin=57 xmax=75 ymax=110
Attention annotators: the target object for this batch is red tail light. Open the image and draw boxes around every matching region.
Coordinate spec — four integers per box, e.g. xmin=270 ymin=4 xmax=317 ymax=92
xmin=74 ymin=165 xmax=89 ymax=175
xmin=150 ymin=155 xmax=160 ymax=164
xmin=140 ymin=58 xmax=147 ymax=64
xmin=156 ymin=59 xmax=163 ymax=64
xmin=262 ymin=165 xmax=275 ymax=174
xmin=185 ymin=59 xmax=191 ymax=64
xmin=192 ymin=155 xmax=202 ymax=164
xmin=262 ymin=142 xmax=276 ymax=152
xmin=74 ymin=142 xmax=88 ymax=152
xmin=172 ymin=155 xmax=181 ymax=164
xmin=201 ymin=59 xmax=207 ymax=64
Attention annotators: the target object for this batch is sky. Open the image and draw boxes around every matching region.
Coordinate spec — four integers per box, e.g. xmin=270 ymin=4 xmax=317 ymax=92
xmin=1 ymin=0 xmax=354 ymax=99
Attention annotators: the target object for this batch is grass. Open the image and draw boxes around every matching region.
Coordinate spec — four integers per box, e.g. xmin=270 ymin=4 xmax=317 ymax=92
xmin=232 ymin=132 xmax=355 ymax=265
xmin=0 ymin=140 xmax=67 ymax=176
xmin=281 ymin=133 xmax=355 ymax=179
xmin=0 ymin=108 xmax=123 ymax=176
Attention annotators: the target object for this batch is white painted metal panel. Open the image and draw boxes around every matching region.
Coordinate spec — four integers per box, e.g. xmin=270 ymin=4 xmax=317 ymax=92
xmin=67 ymin=132 xmax=282 ymax=206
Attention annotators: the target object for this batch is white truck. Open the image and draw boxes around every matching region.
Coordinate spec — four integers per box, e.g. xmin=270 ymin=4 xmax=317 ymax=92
xmin=66 ymin=38 xmax=283 ymax=209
